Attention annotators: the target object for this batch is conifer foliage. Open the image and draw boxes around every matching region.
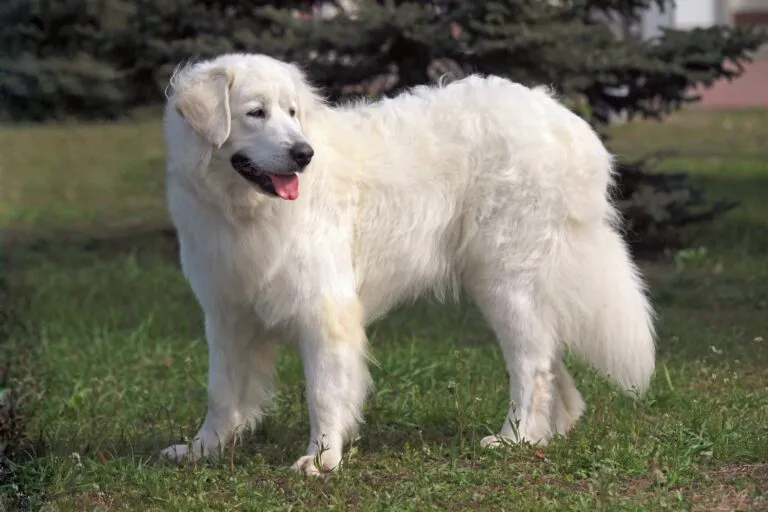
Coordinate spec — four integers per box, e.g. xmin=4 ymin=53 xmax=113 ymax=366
xmin=257 ymin=0 xmax=766 ymax=125
xmin=253 ymin=0 xmax=764 ymax=248
xmin=0 ymin=0 xmax=127 ymax=120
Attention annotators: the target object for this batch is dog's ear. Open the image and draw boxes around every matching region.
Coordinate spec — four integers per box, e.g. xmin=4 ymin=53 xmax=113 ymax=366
xmin=174 ymin=67 xmax=234 ymax=148
xmin=285 ymin=63 xmax=324 ymax=125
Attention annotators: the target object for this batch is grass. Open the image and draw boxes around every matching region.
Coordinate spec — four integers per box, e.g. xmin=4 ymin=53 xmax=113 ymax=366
xmin=1 ymin=108 xmax=767 ymax=511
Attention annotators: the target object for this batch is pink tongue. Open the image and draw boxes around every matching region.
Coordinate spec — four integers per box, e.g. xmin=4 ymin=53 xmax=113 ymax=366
xmin=269 ymin=174 xmax=299 ymax=200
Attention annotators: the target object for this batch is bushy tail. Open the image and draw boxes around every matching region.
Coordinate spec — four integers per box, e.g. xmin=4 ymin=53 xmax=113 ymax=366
xmin=544 ymin=222 xmax=656 ymax=394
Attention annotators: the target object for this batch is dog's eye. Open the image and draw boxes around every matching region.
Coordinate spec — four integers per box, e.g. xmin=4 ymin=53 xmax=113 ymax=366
xmin=289 ymin=108 xmax=297 ymax=117
xmin=247 ymin=108 xmax=266 ymax=118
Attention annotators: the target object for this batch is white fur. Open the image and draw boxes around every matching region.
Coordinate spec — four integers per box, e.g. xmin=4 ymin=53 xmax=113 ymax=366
xmin=160 ymin=53 xmax=656 ymax=474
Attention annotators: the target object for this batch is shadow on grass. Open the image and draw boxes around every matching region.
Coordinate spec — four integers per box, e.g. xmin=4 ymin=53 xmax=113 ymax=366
xmin=2 ymin=225 xmax=179 ymax=268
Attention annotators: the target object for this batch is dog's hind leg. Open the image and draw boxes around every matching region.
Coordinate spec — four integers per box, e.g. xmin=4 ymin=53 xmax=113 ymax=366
xmin=161 ymin=307 xmax=278 ymax=462
xmin=465 ymin=275 xmax=558 ymax=447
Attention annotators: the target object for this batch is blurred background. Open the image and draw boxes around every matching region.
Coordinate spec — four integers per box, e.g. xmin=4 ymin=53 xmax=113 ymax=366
xmin=1 ymin=0 xmax=767 ymax=245
xmin=1 ymin=1 xmax=767 ymax=510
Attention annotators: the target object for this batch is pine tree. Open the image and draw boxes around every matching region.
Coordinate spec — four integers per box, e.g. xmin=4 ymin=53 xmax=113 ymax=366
xmin=251 ymin=0 xmax=767 ymax=250
xmin=0 ymin=0 xmax=129 ymax=120
xmin=255 ymin=1 xmax=766 ymax=122
xmin=111 ymin=0 xmax=287 ymax=105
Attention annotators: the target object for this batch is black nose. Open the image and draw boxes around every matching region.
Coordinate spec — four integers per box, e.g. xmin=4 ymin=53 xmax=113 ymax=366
xmin=289 ymin=142 xmax=314 ymax=168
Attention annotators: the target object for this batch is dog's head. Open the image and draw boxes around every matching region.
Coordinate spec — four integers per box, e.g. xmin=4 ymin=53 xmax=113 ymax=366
xmin=166 ymin=53 xmax=323 ymax=202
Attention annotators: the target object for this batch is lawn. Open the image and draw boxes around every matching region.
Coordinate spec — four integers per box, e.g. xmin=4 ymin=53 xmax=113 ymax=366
xmin=1 ymin=108 xmax=767 ymax=511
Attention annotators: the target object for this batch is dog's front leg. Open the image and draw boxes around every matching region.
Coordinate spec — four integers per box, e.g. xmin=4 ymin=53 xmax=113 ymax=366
xmin=162 ymin=307 xmax=277 ymax=462
xmin=292 ymin=296 xmax=371 ymax=476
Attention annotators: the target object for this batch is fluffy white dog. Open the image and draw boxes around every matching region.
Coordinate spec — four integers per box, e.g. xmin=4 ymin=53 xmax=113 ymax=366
xmin=161 ymin=53 xmax=656 ymax=475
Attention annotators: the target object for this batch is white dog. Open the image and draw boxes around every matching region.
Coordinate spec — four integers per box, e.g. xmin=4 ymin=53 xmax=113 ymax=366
xmin=161 ymin=53 xmax=656 ymax=475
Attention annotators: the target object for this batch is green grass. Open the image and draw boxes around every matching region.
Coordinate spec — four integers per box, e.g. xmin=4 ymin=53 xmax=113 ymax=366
xmin=1 ymin=109 xmax=767 ymax=511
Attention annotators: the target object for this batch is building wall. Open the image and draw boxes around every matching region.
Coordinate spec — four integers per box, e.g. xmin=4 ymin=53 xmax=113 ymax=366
xmin=674 ymin=0 xmax=723 ymax=28
xmin=731 ymin=0 xmax=768 ymax=10
xmin=639 ymin=0 xmax=768 ymax=36
xmin=629 ymin=0 xmax=768 ymax=109
xmin=640 ymin=1 xmax=676 ymax=38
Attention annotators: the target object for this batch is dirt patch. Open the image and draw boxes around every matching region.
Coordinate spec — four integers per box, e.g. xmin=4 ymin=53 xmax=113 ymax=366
xmin=613 ymin=463 xmax=768 ymax=511
xmin=535 ymin=463 xmax=768 ymax=510
xmin=58 ymin=491 xmax=122 ymax=511
xmin=689 ymin=463 xmax=768 ymax=512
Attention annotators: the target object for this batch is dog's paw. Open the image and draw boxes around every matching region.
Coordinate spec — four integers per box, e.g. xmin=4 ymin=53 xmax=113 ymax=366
xmin=161 ymin=443 xmax=196 ymax=462
xmin=160 ymin=442 xmax=214 ymax=462
xmin=480 ymin=434 xmax=519 ymax=449
xmin=291 ymin=455 xmax=339 ymax=476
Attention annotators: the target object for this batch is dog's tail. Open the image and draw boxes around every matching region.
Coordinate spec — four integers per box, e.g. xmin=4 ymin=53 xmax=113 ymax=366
xmin=544 ymin=222 xmax=656 ymax=394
